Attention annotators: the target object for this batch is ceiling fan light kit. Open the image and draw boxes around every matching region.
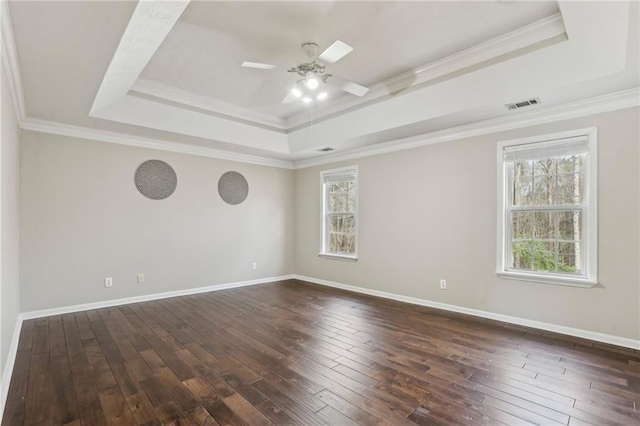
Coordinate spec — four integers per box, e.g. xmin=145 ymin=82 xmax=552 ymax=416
xmin=288 ymin=79 xmax=327 ymax=104
xmin=241 ymin=40 xmax=370 ymax=104
xmin=305 ymin=74 xmax=320 ymax=90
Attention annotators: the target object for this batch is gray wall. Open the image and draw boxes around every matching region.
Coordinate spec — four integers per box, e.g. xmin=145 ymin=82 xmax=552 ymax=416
xmin=1 ymin=67 xmax=21 ymax=378
xmin=20 ymin=131 xmax=294 ymax=311
xmin=295 ymin=107 xmax=640 ymax=340
xmin=14 ymin=105 xmax=640 ymax=343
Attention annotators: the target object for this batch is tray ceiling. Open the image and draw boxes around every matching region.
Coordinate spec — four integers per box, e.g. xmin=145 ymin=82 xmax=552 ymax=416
xmin=6 ymin=1 xmax=639 ymax=166
xmin=140 ymin=1 xmax=559 ymax=118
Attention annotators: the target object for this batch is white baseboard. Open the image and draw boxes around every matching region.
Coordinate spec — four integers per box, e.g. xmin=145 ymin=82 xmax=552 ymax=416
xmin=0 ymin=316 xmax=23 ymax=421
xmin=0 ymin=274 xmax=293 ymax=423
xmin=293 ymin=274 xmax=640 ymax=350
xmin=20 ymin=275 xmax=294 ymax=320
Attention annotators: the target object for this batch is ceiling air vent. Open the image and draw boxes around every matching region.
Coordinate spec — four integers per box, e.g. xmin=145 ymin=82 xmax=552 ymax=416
xmin=505 ymin=97 xmax=541 ymax=111
xmin=317 ymin=147 xmax=334 ymax=152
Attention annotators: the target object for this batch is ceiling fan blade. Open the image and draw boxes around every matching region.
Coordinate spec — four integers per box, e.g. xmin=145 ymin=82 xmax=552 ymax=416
xmin=318 ymin=40 xmax=353 ymax=64
xmin=328 ymin=76 xmax=369 ymax=97
xmin=242 ymin=61 xmax=279 ymax=70
xmin=282 ymin=91 xmax=297 ymax=104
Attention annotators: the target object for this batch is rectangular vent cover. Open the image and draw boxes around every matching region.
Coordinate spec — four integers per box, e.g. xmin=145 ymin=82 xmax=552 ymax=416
xmin=505 ymin=97 xmax=541 ymax=111
xmin=317 ymin=147 xmax=334 ymax=152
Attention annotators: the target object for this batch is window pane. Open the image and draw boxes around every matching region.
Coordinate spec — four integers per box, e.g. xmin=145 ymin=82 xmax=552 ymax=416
xmin=512 ymin=240 xmax=533 ymax=270
xmin=328 ymin=214 xmax=355 ymax=254
xmin=328 ymin=183 xmax=341 ymax=211
xmin=533 ymin=211 xmax=555 ymax=240
xmin=514 ymin=160 xmax=533 ymax=178
xmin=533 ymin=158 xmax=556 ymax=176
xmin=328 ymin=182 xmax=355 ymax=212
xmin=532 ymin=175 xmax=555 ymax=205
xmin=557 ymin=155 xmax=582 ymax=175
xmin=556 ymin=173 xmax=583 ymax=205
xmin=512 ymin=212 xmax=533 ymax=239
xmin=347 ymin=189 xmax=356 ymax=212
xmin=558 ymin=211 xmax=582 ymax=241
xmin=511 ymin=210 xmax=583 ymax=275
xmin=513 ymin=178 xmax=533 ymax=206
xmin=532 ymin=241 xmax=557 ymax=272
xmin=558 ymin=242 xmax=581 ymax=274
xmin=513 ymin=240 xmax=559 ymax=272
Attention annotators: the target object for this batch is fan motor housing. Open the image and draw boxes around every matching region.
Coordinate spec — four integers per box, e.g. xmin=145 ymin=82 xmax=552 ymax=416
xmin=289 ymin=61 xmax=326 ymax=77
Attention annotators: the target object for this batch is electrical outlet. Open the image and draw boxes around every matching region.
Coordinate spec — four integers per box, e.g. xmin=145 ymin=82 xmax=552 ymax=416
xmin=105 ymin=277 xmax=113 ymax=288
xmin=252 ymin=262 xmax=257 ymax=270
xmin=440 ymin=279 xmax=447 ymax=290
xmin=137 ymin=273 xmax=144 ymax=283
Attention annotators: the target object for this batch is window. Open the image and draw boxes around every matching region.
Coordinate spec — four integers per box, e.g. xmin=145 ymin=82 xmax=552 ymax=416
xmin=497 ymin=128 xmax=597 ymax=287
xmin=320 ymin=166 xmax=358 ymax=260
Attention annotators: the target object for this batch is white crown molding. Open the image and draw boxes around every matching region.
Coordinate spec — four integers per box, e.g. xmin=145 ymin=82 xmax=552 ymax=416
xmin=293 ymin=87 xmax=640 ymax=169
xmin=0 ymin=275 xmax=293 ymax=424
xmin=17 ymin=87 xmax=639 ymax=171
xmin=13 ymin=85 xmax=639 ymax=172
xmin=132 ymin=78 xmax=287 ymax=131
xmin=294 ymin=275 xmax=640 ymax=350
xmin=285 ymin=13 xmax=567 ymax=130
xmin=20 ymin=117 xmax=294 ymax=169
xmin=1 ymin=0 xmax=26 ymax=122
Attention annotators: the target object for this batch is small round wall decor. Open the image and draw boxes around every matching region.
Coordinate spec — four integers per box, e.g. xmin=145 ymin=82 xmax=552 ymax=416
xmin=134 ymin=160 xmax=177 ymax=200
xmin=218 ymin=171 xmax=249 ymax=205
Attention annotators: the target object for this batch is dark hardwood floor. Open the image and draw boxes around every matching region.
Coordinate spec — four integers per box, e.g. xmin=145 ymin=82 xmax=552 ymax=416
xmin=3 ymin=279 xmax=640 ymax=425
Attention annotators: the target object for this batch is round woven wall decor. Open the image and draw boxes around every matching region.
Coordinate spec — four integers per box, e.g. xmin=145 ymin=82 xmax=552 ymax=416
xmin=134 ymin=160 xmax=177 ymax=200
xmin=218 ymin=171 xmax=249 ymax=205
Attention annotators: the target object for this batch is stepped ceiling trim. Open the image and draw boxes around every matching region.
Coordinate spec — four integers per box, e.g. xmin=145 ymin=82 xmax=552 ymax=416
xmin=128 ymin=12 xmax=567 ymax=133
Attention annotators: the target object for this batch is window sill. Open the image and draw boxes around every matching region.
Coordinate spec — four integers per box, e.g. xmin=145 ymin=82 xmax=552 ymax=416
xmin=496 ymin=271 xmax=597 ymax=288
xmin=319 ymin=253 xmax=358 ymax=262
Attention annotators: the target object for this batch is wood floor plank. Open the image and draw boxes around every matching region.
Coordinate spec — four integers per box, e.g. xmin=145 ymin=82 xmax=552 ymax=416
xmin=315 ymin=389 xmax=388 ymax=426
xmin=98 ymin=385 xmax=137 ymax=425
xmin=5 ymin=279 xmax=640 ymax=426
xmin=139 ymin=377 xmax=173 ymax=408
xmin=316 ymin=405 xmax=359 ymax=426
xmin=0 ymin=349 xmax=30 ymax=426
xmin=49 ymin=352 xmax=80 ymax=425
xmin=32 ymin=317 xmax=50 ymax=355
xmin=62 ymin=313 xmax=107 ymax=426
xmin=481 ymin=395 xmax=559 ymax=425
xmin=254 ymin=400 xmax=301 ymax=426
xmin=223 ymin=393 xmax=272 ymax=426
xmin=185 ymin=405 xmax=221 ymax=425
xmin=23 ymin=353 xmax=51 ymax=426
xmin=476 ymin=384 xmax=570 ymax=424
xmin=153 ymin=401 xmax=191 ymax=425
xmin=220 ymin=372 xmax=267 ymax=405
xmin=250 ymin=379 xmax=327 ymax=426
xmin=182 ymin=377 xmax=246 ymax=425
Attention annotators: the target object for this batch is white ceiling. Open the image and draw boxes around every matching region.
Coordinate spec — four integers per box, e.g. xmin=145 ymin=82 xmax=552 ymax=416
xmin=6 ymin=1 xmax=639 ymax=166
xmin=141 ymin=1 xmax=559 ymax=118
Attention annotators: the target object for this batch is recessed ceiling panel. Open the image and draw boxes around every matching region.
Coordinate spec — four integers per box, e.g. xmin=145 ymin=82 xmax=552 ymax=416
xmin=141 ymin=1 xmax=559 ymax=118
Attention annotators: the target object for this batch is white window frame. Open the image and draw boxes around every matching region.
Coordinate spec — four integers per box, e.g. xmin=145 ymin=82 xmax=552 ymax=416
xmin=319 ymin=166 xmax=358 ymax=261
xmin=496 ymin=128 xmax=598 ymax=288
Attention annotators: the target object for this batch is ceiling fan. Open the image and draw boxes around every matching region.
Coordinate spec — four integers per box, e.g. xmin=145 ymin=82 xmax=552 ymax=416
xmin=241 ymin=40 xmax=370 ymax=104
